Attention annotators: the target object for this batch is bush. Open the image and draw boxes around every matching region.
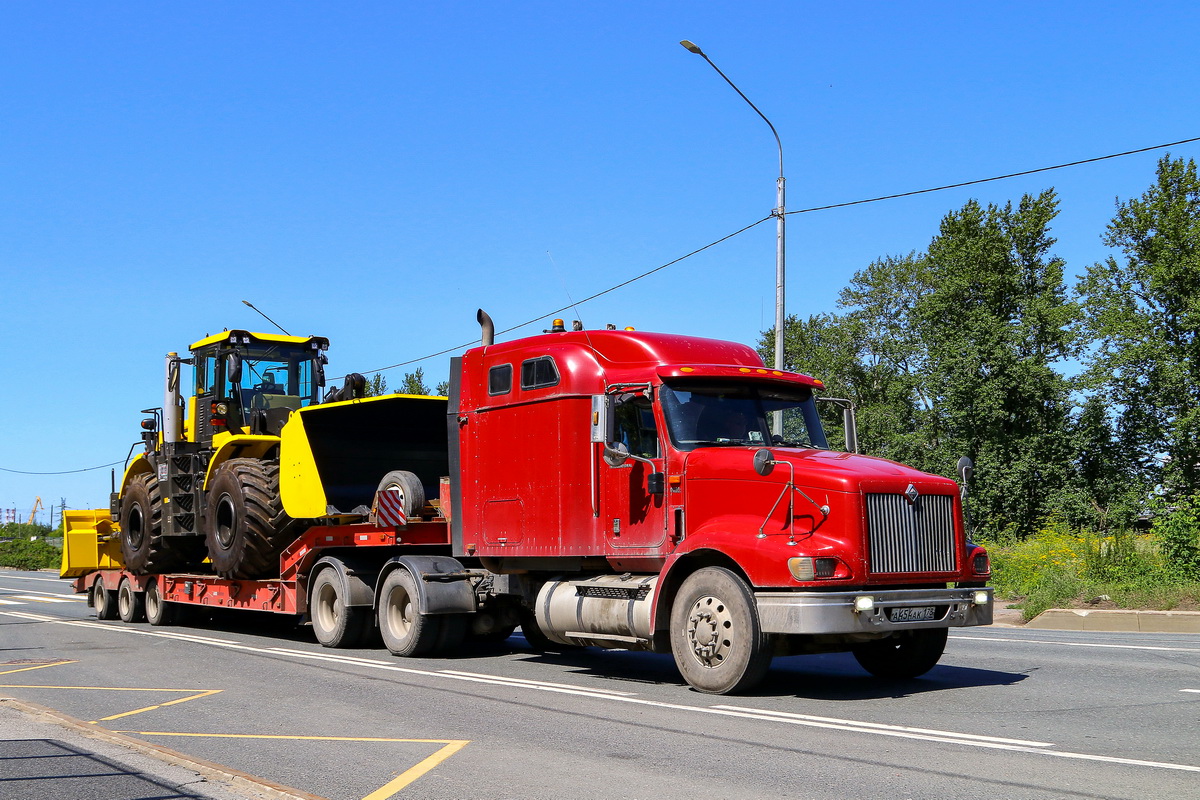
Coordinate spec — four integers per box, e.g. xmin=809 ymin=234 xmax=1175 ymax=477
xmin=0 ymin=538 xmax=62 ymax=571
xmin=1154 ymin=495 xmax=1200 ymax=581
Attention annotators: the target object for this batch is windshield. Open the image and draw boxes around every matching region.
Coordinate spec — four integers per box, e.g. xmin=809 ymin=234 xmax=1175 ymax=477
xmin=230 ymin=344 xmax=319 ymax=417
xmin=659 ymin=380 xmax=829 ymax=451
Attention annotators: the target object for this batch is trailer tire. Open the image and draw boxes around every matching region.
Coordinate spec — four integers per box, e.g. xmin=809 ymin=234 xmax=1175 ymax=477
xmin=120 ymin=473 xmax=203 ymax=574
xmin=378 ymin=569 xmax=441 ymax=657
xmin=310 ymin=569 xmax=370 ymax=648
xmin=670 ymin=567 xmax=773 ymax=695
xmin=852 ymin=627 xmax=947 ymax=680
xmin=117 ymin=578 xmax=145 ymax=623
xmin=144 ymin=580 xmax=175 ymax=626
xmin=375 ymin=470 xmax=426 ymax=518
xmin=204 ymin=459 xmax=299 ymax=579
xmin=93 ymin=580 xmax=118 ymax=621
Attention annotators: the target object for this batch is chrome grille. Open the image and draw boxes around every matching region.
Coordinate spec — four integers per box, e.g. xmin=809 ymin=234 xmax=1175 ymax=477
xmin=865 ymin=493 xmax=957 ymax=574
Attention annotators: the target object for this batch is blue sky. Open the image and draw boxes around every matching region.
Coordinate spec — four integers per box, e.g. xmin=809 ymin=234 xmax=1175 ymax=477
xmin=3 ymin=2 xmax=1199 ymax=520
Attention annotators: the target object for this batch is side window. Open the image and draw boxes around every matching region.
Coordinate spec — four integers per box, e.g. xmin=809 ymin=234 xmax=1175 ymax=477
xmin=520 ymin=357 xmax=559 ymax=390
xmin=488 ymin=364 xmax=513 ymax=396
xmin=196 ymin=355 xmax=217 ymax=395
xmin=615 ymin=399 xmax=660 ymax=458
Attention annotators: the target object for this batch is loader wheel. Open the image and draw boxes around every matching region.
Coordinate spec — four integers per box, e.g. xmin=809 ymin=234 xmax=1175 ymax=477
xmin=120 ymin=473 xmax=201 ymax=574
xmin=851 ymin=628 xmax=947 ymax=680
xmin=204 ymin=458 xmax=299 ymax=579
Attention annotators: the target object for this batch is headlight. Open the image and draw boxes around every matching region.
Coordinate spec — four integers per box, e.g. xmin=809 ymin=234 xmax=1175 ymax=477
xmin=854 ymin=595 xmax=875 ymax=613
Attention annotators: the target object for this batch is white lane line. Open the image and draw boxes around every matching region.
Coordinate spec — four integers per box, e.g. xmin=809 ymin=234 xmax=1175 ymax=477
xmin=11 ymin=595 xmax=76 ymax=603
xmin=0 ymin=575 xmax=68 ymax=583
xmin=952 ymin=634 xmax=1200 ymax=654
xmin=0 ymin=599 xmax=24 ymax=605
xmin=0 ymin=587 xmax=86 ymax=600
xmin=6 ymin=609 xmax=1200 ymax=774
xmin=439 ymin=669 xmax=638 ymax=697
xmin=1182 ymin=689 xmax=1200 ymax=694
xmin=713 ymin=706 xmax=1053 ymax=747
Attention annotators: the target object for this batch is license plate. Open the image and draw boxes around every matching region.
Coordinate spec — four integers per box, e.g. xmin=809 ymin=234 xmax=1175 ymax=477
xmin=889 ymin=606 xmax=936 ymax=622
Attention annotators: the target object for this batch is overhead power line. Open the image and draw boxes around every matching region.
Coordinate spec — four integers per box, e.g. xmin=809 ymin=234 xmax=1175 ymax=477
xmin=5 ymin=135 xmax=1197 ymax=476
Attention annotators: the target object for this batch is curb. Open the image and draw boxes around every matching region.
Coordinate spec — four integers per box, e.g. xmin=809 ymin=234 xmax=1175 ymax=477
xmin=0 ymin=696 xmax=328 ymax=800
xmin=1024 ymin=608 xmax=1200 ymax=634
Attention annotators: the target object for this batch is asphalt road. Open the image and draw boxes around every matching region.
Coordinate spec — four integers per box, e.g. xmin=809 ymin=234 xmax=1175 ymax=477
xmin=2 ymin=569 xmax=1198 ymax=800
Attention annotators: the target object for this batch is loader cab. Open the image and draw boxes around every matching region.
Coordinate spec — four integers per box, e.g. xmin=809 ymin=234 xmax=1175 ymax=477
xmin=189 ymin=330 xmax=329 ymax=443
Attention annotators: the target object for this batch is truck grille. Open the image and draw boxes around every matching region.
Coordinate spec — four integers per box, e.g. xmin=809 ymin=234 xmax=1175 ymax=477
xmin=865 ymin=493 xmax=957 ymax=574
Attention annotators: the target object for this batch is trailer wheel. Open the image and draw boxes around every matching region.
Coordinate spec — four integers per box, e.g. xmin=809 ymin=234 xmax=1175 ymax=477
xmin=144 ymin=580 xmax=175 ymax=626
xmin=310 ymin=569 xmax=370 ymax=648
xmin=375 ymin=470 xmax=426 ymax=517
xmin=852 ymin=628 xmax=947 ymax=680
xmin=378 ymin=569 xmax=441 ymax=657
xmin=670 ymin=567 xmax=773 ymax=695
xmin=92 ymin=579 xmax=118 ymax=621
xmin=204 ymin=458 xmax=299 ymax=579
xmin=117 ymin=578 xmax=145 ymax=623
xmin=120 ymin=473 xmax=202 ymax=573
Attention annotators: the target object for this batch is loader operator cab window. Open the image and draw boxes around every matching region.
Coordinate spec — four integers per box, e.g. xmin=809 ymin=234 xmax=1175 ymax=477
xmin=229 ymin=345 xmax=319 ymax=424
xmin=659 ymin=380 xmax=829 ymax=451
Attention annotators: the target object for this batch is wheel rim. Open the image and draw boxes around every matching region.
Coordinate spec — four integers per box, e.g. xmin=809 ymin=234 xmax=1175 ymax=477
xmin=385 ymin=584 xmax=414 ymax=639
xmin=214 ymin=494 xmax=237 ymax=549
xmin=146 ymin=585 xmax=159 ymax=618
xmin=684 ymin=594 xmax=734 ymax=668
xmin=127 ymin=505 xmax=146 ymax=548
xmin=315 ymin=581 xmax=338 ymax=632
xmin=119 ymin=585 xmax=132 ymax=617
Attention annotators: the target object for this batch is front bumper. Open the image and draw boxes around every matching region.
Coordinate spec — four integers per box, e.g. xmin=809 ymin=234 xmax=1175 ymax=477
xmin=755 ymin=587 xmax=993 ymax=635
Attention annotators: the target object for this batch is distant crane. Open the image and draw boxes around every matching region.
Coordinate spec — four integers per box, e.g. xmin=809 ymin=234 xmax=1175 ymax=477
xmin=28 ymin=497 xmax=43 ymax=526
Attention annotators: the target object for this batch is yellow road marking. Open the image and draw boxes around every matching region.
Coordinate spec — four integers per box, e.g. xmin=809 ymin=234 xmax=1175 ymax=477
xmin=1 ymin=684 xmax=212 ymax=692
xmin=0 ymin=660 xmax=76 ymax=676
xmin=361 ymin=740 xmax=470 ymax=800
xmin=95 ymin=689 xmax=223 ymax=722
xmin=124 ymin=731 xmax=470 ymax=799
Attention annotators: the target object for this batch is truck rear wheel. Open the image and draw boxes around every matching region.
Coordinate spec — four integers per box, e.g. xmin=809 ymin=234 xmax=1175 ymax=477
xmin=670 ymin=567 xmax=773 ymax=695
xmin=117 ymin=577 xmax=145 ymax=623
xmin=144 ymin=580 xmax=175 ymax=626
xmin=92 ymin=579 xmax=117 ymax=621
xmin=378 ymin=569 xmax=441 ymax=657
xmin=852 ymin=628 xmax=947 ymax=679
xmin=120 ymin=473 xmax=202 ymax=573
xmin=310 ymin=569 xmax=370 ymax=648
xmin=204 ymin=459 xmax=298 ymax=579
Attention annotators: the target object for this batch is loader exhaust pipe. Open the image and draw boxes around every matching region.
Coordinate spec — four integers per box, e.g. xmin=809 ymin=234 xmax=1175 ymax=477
xmin=477 ymin=309 xmax=494 ymax=346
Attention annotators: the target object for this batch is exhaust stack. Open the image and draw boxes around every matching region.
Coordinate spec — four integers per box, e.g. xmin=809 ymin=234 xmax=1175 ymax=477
xmin=163 ymin=352 xmax=183 ymax=444
xmin=477 ymin=309 xmax=494 ymax=346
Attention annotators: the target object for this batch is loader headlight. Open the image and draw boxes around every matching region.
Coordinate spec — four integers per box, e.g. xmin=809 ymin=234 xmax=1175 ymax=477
xmin=212 ymin=402 xmax=228 ymax=415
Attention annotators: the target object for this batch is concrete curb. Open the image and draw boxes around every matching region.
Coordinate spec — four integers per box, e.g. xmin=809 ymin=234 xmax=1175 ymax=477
xmin=1024 ymin=607 xmax=1200 ymax=633
xmin=0 ymin=696 xmax=328 ymax=800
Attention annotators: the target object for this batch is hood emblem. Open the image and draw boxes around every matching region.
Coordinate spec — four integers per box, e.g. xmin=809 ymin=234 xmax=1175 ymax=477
xmin=904 ymin=483 xmax=920 ymax=505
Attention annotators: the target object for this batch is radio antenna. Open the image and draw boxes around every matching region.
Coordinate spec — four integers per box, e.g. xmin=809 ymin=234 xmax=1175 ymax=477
xmin=242 ymin=300 xmax=291 ymax=335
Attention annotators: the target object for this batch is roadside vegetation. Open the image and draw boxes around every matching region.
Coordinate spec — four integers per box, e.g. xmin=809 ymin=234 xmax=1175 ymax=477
xmin=0 ymin=522 xmax=61 ymax=571
xmin=757 ymin=155 xmax=1200 ymax=617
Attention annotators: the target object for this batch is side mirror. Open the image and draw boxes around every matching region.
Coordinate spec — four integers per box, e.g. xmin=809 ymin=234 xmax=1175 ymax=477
xmin=315 ymin=353 xmax=327 ymax=388
xmin=227 ymin=353 xmax=243 ymax=387
xmin=752 ymin=448 xmax=775 ymax=476
xmin=591 ymin=395 xmax=614 ymax=444
xmin=647 ymin=472 xmax=665 ymax=495
xmin=603 ymin=442 xmax=630 ymax=468
xmin=956 ymin=456 xmax=974 ymax=501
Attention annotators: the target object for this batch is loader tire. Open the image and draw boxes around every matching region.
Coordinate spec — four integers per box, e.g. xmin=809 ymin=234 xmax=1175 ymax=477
xmin=120 ymin=473 xmax=201 ymax=574
xmin=204 ymin=458 xmax=300 ymax=579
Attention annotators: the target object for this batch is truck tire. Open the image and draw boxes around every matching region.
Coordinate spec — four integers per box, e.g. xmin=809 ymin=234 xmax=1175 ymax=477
xmin=310 ymin=569 xmax=370 ymax=648
xmin=92 ymin=579 xmax=118 ymax=621
xmin=670 ymin=567 xmax=773 ymax=695
xmin=117 ymin=577 xmax=145 ymax=623
xmin=144 ymin=580 xmax=175 ymax=626
xmin=120 ymin=473 xmax=202 ymax=574
xmin=378 ymin=569 xmax=441 ymax=657
xmin=852 ymin=627 xmax=947 ymax=680
xmin=376 ymin=470 xmax=426 ymax=517
xmin=204 ymin=459 xmax=298 ymax=579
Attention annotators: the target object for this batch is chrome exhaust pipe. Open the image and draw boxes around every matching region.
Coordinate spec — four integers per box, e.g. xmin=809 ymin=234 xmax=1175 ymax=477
xmin=477 ymin=309 xmax=494 ymax=346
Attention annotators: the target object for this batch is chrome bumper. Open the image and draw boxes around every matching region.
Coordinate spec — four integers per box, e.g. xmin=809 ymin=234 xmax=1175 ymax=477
xmin=755 ymin=587 xmax=993 ymax=635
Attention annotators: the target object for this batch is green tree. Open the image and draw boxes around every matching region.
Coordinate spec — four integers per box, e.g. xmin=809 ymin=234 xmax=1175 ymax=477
xmin=364 ymin=373 xmax=389 ymax=397
xmin=401 ymin=368 xmax=431 ymax=395
xmin=1078 ymin=155 xmax=1200 ymax=495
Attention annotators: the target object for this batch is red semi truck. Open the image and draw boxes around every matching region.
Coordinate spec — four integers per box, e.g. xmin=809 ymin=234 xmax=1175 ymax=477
xmin=63 ymin=312 xmax=992 ymax=695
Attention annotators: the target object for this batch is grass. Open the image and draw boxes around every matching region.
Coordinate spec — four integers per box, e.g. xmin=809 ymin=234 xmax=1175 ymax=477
xmin=0 ymin=538 xmax=62 ymax=571
xmin=980 ymin=522 xmax=1200 ymax=620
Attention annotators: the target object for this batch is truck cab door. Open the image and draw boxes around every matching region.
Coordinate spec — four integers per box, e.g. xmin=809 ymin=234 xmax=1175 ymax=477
xmin=601 ymin=397 xmax=667 ymax=549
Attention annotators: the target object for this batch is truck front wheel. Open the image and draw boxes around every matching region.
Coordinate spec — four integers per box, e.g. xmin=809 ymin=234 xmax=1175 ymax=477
xmin=378 ymin=569 xmax=441 ymax=657
xmin=852 ymin=628 xmax=947 ymax=679
xmin=670 ymin=567 xmax=773 ymax=695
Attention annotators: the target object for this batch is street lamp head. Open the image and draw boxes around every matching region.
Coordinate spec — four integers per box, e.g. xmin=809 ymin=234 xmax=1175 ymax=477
xmin=679 ymin=40 xmax=705 ymax=56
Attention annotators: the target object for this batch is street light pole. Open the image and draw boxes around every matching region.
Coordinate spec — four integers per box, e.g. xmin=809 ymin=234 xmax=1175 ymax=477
xmin=680 ymin=40 xmax=786 ymax=436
